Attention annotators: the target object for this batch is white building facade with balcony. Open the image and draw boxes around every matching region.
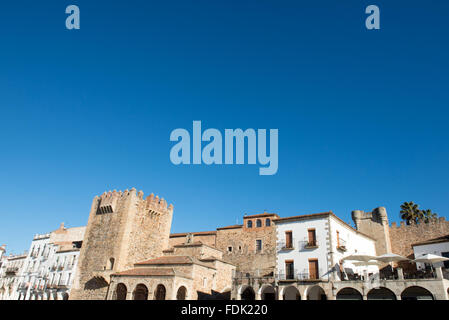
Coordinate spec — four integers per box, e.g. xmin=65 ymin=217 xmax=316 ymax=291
xmin=274 ymin=211 xmax=377 ymax=284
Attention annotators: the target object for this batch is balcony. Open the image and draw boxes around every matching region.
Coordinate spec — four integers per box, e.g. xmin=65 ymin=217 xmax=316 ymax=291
xmin=298 ymin=237 xmax=319 ymax=250
xmin=336 ymin=238 xmax=347 ymax=252
xmin=5 ymin=267 xmax=19 ymax=275
xmin=277 ymin=269 xmax=324 ymax=281
xmin=277 ymin=241 xmax=295 ymax=251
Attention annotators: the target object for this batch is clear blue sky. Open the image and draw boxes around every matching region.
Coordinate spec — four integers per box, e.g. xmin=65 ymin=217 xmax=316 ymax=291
xmin=1 ymin=1 xmax=448 ymax=254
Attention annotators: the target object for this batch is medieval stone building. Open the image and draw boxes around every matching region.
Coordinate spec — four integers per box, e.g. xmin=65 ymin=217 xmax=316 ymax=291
xmin=70 ymin=188 xmax=174 ymax=300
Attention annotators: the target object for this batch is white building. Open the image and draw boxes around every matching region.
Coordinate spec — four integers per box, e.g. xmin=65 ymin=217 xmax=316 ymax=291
xmin=18 ymin=233 xmax=52 ymax=300
xmin=273 ymin=211 xmax=377 ymax=284
xmin=11 ymin=223 xmax=85 ymax=300
xmin=412 ymin=235 xmax=449 ymax=271
xmin=0 ymin=251 xmax=27 ymax=300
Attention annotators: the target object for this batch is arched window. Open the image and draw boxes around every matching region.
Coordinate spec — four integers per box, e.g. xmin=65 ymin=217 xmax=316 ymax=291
xmin=155 ymin=284 xmax=166 ymax=300
xmin=256 ymin=219 xmax=262 ymax=228
xmin=108 ymin=258 xmax=115 ymax=270
xmin=247 ymin=220 xmax=253 ymax=228
xmin=265 ymin=218 xmax=271 ymax=227
xmin=176 ymin=286 xmax=187 ymax=300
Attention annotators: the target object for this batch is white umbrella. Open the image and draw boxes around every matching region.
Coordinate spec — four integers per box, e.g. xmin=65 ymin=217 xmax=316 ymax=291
xmin=342 ymin=254 xmax=377 ymax=262
xmin=375 ymin=253 xmax=410 ymax=263
xmin=413 ymin=254 xmax=449 ymax=264
xmin=352 ymin=260 xmax=383 ymax=266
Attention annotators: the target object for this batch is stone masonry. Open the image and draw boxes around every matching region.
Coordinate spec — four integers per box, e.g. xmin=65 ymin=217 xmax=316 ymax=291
xmin=70 ymin=189 xmax=173 ymax=300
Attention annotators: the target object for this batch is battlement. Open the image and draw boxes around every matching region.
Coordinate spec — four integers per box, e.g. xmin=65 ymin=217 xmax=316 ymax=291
xmin=96 ymin=188 xmax=174 ymax=215
xmin=390 ymin=217 xmax=447 ymax=228
xmin=352 ymin=207 xmax=388 ymax=227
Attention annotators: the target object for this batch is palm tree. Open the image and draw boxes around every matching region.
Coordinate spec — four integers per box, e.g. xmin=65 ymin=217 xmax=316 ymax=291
xmin=419 ymin=209 xmax=437 ymax=223
xmin=400 ymin=201 xmax=421 ymax=224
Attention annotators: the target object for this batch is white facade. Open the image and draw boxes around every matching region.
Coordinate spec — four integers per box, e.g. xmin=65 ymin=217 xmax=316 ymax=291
xmin=274 ymin=212 xmax=377 ymax=281
xmin=413 ymin=239 xmax=449 ymax=270
xmin=18 ymin=233 xmax=52 ymax=300
xmin=0 ymin=252 xmax=27 ymax=300
xmin=0 ymin=224 xmax=85 ymax=300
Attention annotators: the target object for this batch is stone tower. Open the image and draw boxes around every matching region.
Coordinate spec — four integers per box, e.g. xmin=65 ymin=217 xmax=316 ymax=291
xmin=70 ymin=188 xmax=174 ymax=300
xmin=351 ymin=207 xmax=392 ymax=256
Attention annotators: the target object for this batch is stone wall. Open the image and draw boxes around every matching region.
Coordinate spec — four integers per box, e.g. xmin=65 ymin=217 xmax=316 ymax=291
xmin=215 ymin=215 xmax=278 ymax=276
xmin=390 ymin=217 xmax=449 ymax=258
xmin=70 ymin=189 xmax=173 ymax=300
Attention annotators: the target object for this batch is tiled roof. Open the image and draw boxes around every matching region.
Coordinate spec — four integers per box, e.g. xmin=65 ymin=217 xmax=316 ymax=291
xmin=216 ymin=225 xmax=242 ymax=230
xmin=243 ymin=213 xmax=279 ymax=219
xmin=135 ymin=256 xmax=193 ymax=265
xmin=170 ymin=231 xmax=216 ymax=238
xmin=412 ymin=235 xmax=449 ymax=246
xmin=272 ymin=211 xmax=333 ymax=222
xmin=112 ymin=268 xmax=176 ymax=277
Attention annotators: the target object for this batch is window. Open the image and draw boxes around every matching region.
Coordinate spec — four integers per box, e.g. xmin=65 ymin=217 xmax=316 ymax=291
xmin=308 ymin=259 xmax=319 ymax=280
xmin=308 ymin=229 xmax=317 ymax=246
xmin=336 ymin=231 xmax=340 ymax=247
xmin=247 ymin=220 xmax=253 ymax=228
xmin=256 ymin=240 xmax=262 ymax=252
xmin=285 ymin=231 xmax=293 ymax=248
xmin=285 ymin=260 xmax=294 ymax=279
xmin=227 ymin=246 xmax=233 ymax=253
xmin=265 ymin=218 xmax=271 ymax=227
xmin=108 ymin=258 xmax=115 ymax=270
xmin=256 ymin=219 xmax=262 ymax=227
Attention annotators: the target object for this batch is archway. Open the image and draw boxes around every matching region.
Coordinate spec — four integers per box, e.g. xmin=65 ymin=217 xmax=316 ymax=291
xmin=154 ymin=284 xmax=166 ymax=300
xmin=115 ymin=283 xmax=127 ymax=300
xmin=62 ymin=293 xmax=69 ymax=300
xmin=367 ymin=287 xmax=396 ymax=300
xmin=176 ymin=286 xmax=187 ymax=300
xmin=336 ymin=287 xmax=362 ymax=300
xmin=401 ymin=286 xmax=434 ymax=300
xmin=260 ymin=285 xmax=276 ymax=300
xmin=133 ymin=284 xmax=148 ymax=300
xmin=283 ymin=286 xmax=300 ymax=300
xmin=240 ymin=286 xmax=255 ymax=300
xmin=307 ymin=286 xmax=327 ymax=300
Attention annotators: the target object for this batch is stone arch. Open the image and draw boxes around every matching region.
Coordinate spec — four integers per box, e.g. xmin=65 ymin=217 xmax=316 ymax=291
xmin=133 ymin=283 xmax=148 ymax=300
xmin=239 ymin=285 xmax=255 ymax=300
xmin=259 ymin=285 xmax=276 ymax=300
xmin=401 ymin=286 xmax=434 ymax=300
xmin=282 ymin=286 xmax=300 ymax=300
xmin=154 ymin=284 xmax=166 ymax=300
xmin=115 ymin=283 xmax=127 ymax=300
xmin=306 ymin=285 xmax=327 ymax=300
xmin=367 ymin=287 xmax=396 ymax=300
xmin=176 ymin=286 xmax=187 ymax=300
xmin=336 ymin=287 xmax=362 ymax=300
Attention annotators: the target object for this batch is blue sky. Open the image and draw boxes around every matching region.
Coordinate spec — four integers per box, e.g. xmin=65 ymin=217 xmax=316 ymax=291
xmin=0 ymin=1 xmax=448 ymax=254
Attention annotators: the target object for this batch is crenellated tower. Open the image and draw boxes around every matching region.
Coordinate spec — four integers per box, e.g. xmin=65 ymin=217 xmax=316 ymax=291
xmin=352 ymin=206 xmax=392 ymax=256
xmin=70 ymin=188 xmax=174 ymax=300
